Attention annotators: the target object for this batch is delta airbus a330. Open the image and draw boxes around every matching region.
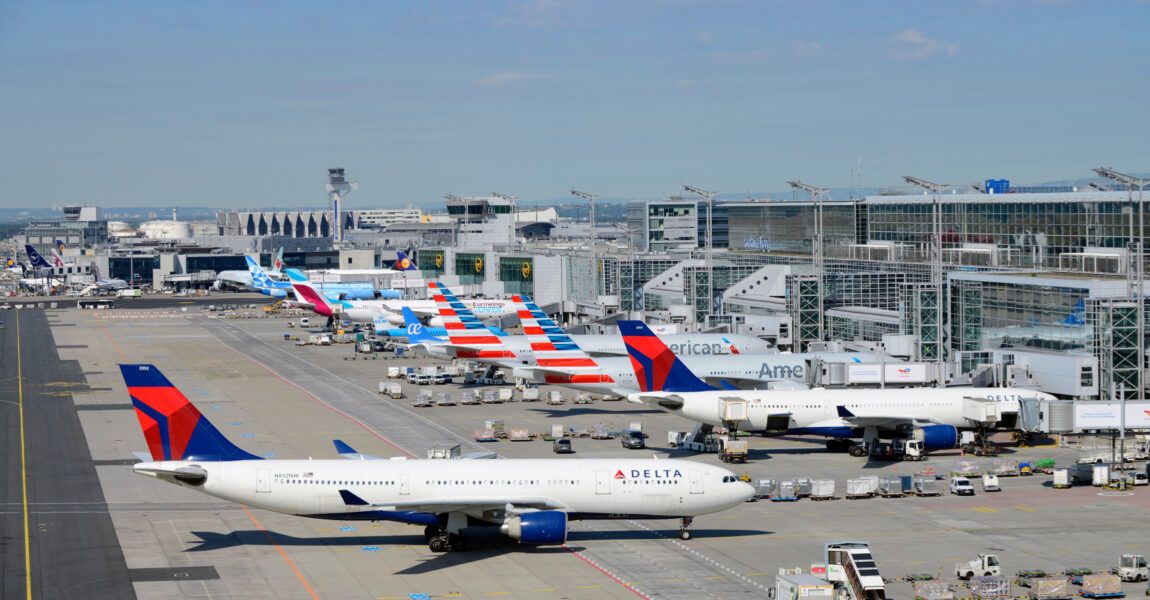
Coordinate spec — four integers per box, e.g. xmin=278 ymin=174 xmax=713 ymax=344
xmin=122 ymin=364 xmax=753 ymax=551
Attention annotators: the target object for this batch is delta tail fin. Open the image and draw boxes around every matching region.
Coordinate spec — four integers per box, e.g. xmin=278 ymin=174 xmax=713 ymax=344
xmin=120 ymin=364 xmax=260 ymax=462
xmin=617 ymin=320 xmax=717 ymax=393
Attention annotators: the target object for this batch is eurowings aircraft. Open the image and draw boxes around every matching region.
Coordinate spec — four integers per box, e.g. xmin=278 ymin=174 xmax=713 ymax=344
xmin=620 ymin=320 xmax=1056 ymax=455
xmin=121 ymin=364 xmax=753 ymax=550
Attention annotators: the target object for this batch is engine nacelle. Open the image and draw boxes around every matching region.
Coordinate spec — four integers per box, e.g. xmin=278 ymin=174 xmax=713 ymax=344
xmin=499 ymin=511 xmax=567 ymax=545
xmin=383 ymin=311 xmax=403 ymax=326
xmin=427 ymin=316 xmax=444 ymax=329
xmin=911 ymin=424 xmax=959 ymax=450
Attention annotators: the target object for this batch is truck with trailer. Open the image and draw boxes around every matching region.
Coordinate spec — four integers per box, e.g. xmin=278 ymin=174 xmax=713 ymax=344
xmin=718 ymin=438 xmax=747 ymax=462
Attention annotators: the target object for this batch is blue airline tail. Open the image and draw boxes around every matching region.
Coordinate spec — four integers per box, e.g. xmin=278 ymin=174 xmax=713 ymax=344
xmin=616 ymin=320 xmax=717 ymax=393
xmin=246 ymin=256 xmax=291 ymax=289
xmin=120 ymin=364 xmax=261 ymax=462
xmin=25 ymin=245 xmax=51 ymax=268
xmin=400 ymin=306 xmax=445 ymax=343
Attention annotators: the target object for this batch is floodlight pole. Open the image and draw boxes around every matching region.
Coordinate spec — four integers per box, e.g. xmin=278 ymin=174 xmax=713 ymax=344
xmin=684 ymin=185 xmax=716 ymax=320
xmin=788 ymin=180 xmax=831 ymax=343
xmin=903 ymin=176 xmax=949 ymax=381
xmin=571 ymin=189 xmax=600 ymax=298
xmin=1094 ymin=167 xmax=1150 ymax=401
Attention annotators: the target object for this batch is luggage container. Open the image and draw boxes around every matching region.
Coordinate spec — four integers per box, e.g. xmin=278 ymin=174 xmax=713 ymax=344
xmin=1079 ymin=574 xmax=1123 ymax=598
xmin=498 ymin=388 xmax=513 ymax=402
xmin=772 ymin=480 xmax=798 ymax=501
xmin=969 ymin=576 xmax=1012 ymax=599
xmin=459 ymin=390 xmax=480 ymax=405
xmin=792 ymin=477 xmax=813 ymax=497
xmin=427 ymin=444 xmax=461 ymax=459
xmin=1052 ymin=468 xmax=1071 ymax=488
xmin=508 ymin=428 xmax=531 ymax=441
xmin=485 ymin=420 xmax=505 ymax=438
xmin=860 ymin=475 xmax=879 ymax=495
xmin=474 ymin=428 xmax=497 ymax=442
xmin=436 ymin=392 xmax=455 ymax=406
xmin=993 ymin=458 xmax=1019 ymax=476
xmin=412 ymin=391 xmax=433 ymax=407
xmin=915 ymin=581 xmax=955 ymax=600
xmin=481 ymin=390 xmax=500 ymax=404
xmin=522 ymin=386 xmax=540 ymax=402
xmin=877 ymin=476 xmax=904 ymax=498
xmin=913 ymin=476 xmax=942 ymax=496
xmin=547 ymin=390 xmax=564 ymax=405
xmin=1027 ymin=577 xmax=1070 ymax=600
xmin=1093 ymin=463 xmax=1111 ymax=487
xmin=551 ymin=424 xmax=565 ymax=439
xmin=846 ymin=478 xmax=872 ymax=499
xmin=811 ymin=479 xmax=836 ymax=500
xmin=751 ymin=478 xmax=776 ymax=500
xmin=954 ymin=459 xmax=982 ymax=477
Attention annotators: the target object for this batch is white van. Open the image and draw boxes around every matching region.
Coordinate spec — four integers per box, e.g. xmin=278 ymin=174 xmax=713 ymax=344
xmin=300 ymin=317 xmax=311 ymax=327
xmin=949 ymin=477 xmax=975 ymax=496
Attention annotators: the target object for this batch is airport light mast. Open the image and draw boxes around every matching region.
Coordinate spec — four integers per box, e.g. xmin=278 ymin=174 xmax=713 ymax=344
xmin=571 ymin=189 xmax=600 ymax=298
xmin=326 ymin=168 xmax=357 ymax=245
xmin=683 ymin=185 xmax=716 ymax=321
xmin=788 ymin=180 xmax=830 ymax=343
xmin=1094 ymin=167 xmax=1150 ymax=402
xmin=903 ymin=175 xmax=948 ymax=379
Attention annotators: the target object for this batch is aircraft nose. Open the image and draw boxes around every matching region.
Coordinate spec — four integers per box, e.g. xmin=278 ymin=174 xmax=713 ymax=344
xmin=737 ymin=481 xmax=755 ymax=502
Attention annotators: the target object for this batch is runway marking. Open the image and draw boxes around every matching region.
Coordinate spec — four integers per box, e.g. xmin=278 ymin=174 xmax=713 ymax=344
xmin=18 ymin=312 xmax=32 ymax=600
xmin=1127 ymin=543 xmax=1144 ymax=547
xmin=970 ymin=507 xmax=997 ymax=513
xmin=97 ymin=322 xmax=128 ymax=360
xmin=905 ymin=561 xmax=925 ymax=565
xmin=241 ymin=505 xmax=319 ymax=600
xmin=485 ymin=592 xmax=510 ymax=595
xmin=199 ymin=327 xmax=418 ymax=459
xmin=1015 ymin=506 xmax=1035 ymax=512
xmin=563 ymin=545 xmax=652 ymax=599
xmin=705 ymin=576 xmax=727 ymax=579
xmin=532 ymin=589 xmax=558 ymax=592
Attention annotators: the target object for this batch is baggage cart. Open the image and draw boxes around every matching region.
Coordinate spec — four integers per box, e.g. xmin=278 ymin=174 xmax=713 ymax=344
xmin=811 ymin=479 xmax=835 ymax=500
xmin=508 ymin=428 xmax=531 ymax=441
xmin=522 ymin=386 xmax=540 ymax=402
xmin=915 ymin=581 xmax=955 ymax=600
xmin=547 ymin=390 xmax=564 ymax=405
xmin=879 ymin=476 xmax=904 ymax=498
xmin=792 ymin=477 xmax=813 ymax=497
xmin=427 ymin=444 xmax=461 ymax=459
xmin=485 ymin=419 xmax=505 ymax=438
xmin=436 ymin=392 xmax=455 ymax=406
xmin=751 ymin=478 xmax=776 ymax=500
xmin=481 ymin=390 xmax=501 ymax=404
xmin=846 ymin=478 xmax=872 ymax=499
xmin=412 ymin=391 xmax=433 ymax=407
xmin=498 ymin=388 xmax=514 ymax=402
xmin=1052 ymin=468 xmax=1070 ymax=488
xmin=771 ymin=480 xmax=798 ymax=501
xmin=1080 ymin=574 xmax=1123 ymax=598
xmin=969 ymin=576 xmax=1012 ymax=599
xmin=474 ymin=428 xmax=497 ymax=442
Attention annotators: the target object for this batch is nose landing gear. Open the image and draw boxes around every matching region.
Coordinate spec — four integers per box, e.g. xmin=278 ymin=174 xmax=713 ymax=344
xmin=678 ymin=516 xmax=694 ymax=540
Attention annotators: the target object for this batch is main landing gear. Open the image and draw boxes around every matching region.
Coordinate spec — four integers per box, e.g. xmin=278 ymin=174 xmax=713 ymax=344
xmin=678 ymin=517 xmax=694 ymax=540
xmin=424 ymin=526 xmax=466 ymax=552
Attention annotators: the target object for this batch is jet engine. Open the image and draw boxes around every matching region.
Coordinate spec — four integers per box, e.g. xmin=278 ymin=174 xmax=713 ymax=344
xmin=499 ymin=511 xmax=567 ymax=545
xmin=910 ymin=424 xmax=959 ymax=450
xmin=427 ymin=316 xmax=444 ymax=329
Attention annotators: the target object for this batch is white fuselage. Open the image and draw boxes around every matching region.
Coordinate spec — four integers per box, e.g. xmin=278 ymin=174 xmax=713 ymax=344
xmin=634 ymin=387 xmax=1056 ymax=434
xmin=136 ymin=458 xmax=753 ymax=522
xmin=342 ymin=298 xmax=516 ymax=325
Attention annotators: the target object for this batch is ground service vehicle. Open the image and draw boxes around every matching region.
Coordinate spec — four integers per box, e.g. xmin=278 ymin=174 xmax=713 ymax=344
xmin=1116 ymin=555 xmax=1149 ymax=582
xmin=956 ymin=554 xmax=1001 ymax=579
xmin=718 ymin=438 xmax=748 ymax=463
xmin=950 ymin=477 xmax=976 ymax=496
xmin=621 ymin=430 xmax=646 ymax=449
xmin=982 ymin=473 xmax=1000 ymax=492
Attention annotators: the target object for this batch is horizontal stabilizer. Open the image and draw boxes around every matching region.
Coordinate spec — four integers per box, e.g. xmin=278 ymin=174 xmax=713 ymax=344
xmin=836 ymin=405 xmax=855 ymax=418
xmin=333 ymin=439 xmax=382 ymax=460
xmin=339 ymin=489 xmax=370 ymax=506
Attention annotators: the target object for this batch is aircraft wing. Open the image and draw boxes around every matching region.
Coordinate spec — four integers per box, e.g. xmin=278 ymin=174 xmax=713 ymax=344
xmin=834 ymin=406 xmax=942 ymax=428
xmin=627 ymin=392 xmax=686 ymax=410
xmin=339 ymin=490 xmax=568 ymax=513
xmin=133 ymin=463 xmax=208 ymax=484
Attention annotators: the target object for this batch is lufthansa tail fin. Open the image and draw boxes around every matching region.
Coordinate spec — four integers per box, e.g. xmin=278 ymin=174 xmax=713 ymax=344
xmin=395 ymin=251 xmax=418 ymax=271
xmin=120 ymin=364 xmax=260 ymax=462
xmin=25 ymin=245 xmax=51 ymax=269
xmin=617 ymin=320 xmax=717 ymax=393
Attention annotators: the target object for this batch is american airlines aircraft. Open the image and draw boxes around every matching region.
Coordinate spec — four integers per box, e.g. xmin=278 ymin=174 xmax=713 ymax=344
xmin=121 ymin=364 xmax=753 ymax=551
xmin=291 ymin=280 xmax=517 ymax=328
xmin=620 ymin=320 xmax=1057 ymax=455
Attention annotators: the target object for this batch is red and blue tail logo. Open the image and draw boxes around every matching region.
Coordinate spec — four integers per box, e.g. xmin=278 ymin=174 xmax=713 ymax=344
xmin=617 ymin=321 xmax=716 ymax=393
xmin=121 ymin=365 xmax=260 ymax=462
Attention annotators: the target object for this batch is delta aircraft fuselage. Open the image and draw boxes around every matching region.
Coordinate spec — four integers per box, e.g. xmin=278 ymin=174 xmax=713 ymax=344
xmin=136 ymin=458 xmax=753 ymax=523
xmin=632 ymin=386 xmax=1056 ymax=437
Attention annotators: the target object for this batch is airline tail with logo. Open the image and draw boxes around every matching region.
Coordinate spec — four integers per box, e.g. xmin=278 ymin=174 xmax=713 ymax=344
xmin=429 ymin=282 xmax=515 ymax=359
xmin=246 ymin=256 xmax=292 ymax=297
xmin=25 ymin=244 xmax=51 ymax=269
xmin=617 ymin=320 xmax=717 ymax=393
xmin=515 ymin=294 xmax=614 ymax=385
xmin=395 ymin=251 xmax=417 ymax=271
xmin=290 ymin=280 xmax=339 ymax=317
xmin=121 ymin=364 xmax=260 ymax=462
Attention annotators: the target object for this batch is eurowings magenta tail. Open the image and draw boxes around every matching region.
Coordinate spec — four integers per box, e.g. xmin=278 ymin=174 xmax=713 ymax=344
xmin=515 ymin=294 xmax=613 ymax=384
xmin=429 ymin=282 xmax=513 ymax=358
xmin=290 ymin=280 xmax=336 ymax=317
xmin=617 ymin=320 xmax=716 ymax=393
xmin=120 ymin=364 xmax=260 ymax=461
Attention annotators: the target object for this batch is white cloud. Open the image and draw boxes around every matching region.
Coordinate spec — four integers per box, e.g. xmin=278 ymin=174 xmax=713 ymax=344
xmin=890 ymin=28 xmax=958 ymax=61
xmin=475 ymin=72 xmax=541 ymax=87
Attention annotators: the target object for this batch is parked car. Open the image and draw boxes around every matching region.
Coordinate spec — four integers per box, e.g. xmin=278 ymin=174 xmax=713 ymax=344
xmin=553 ymin=438 xmax=573 ymax=454
xmin=949 ymin=476 xmax=975 ymax=496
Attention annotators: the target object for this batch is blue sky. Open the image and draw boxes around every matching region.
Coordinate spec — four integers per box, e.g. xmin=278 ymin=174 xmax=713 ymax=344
xmin=1 ymin=0 xmax=1147 ymax=210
